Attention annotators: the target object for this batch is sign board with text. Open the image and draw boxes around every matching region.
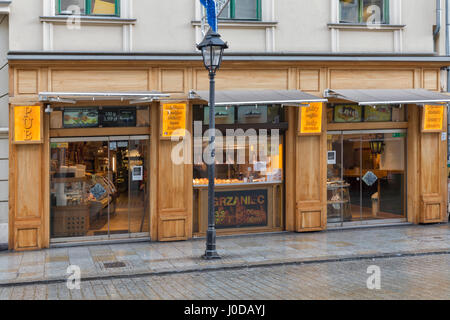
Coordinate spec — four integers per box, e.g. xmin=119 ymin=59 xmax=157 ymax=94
xmin=422 ymin=105 xmax=444 ymax=132
xmin=214 ymin=189 xmax=268 ymax=229
xmin=299 ymin=102 xmax=323 ymax=135
xmin=160 ymin=103 xmax=187 ymax=139
xmin=13 ymin=105 xmax=43 ymax=144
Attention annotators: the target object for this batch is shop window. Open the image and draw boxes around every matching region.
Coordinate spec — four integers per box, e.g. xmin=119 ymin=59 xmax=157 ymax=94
xmin=219 ymin=0 xmax=261 ymax=21
xmin=339 ymin=0 xmax=389 ymax=24
xmin=327 ymin=104 xmax=404 ymax=123
xmin=50 ymin=106 xmax=150 ymax=129
xmin=50 ymin=137 xmax=149 ymax=239
xmin=192 ymin=104 xmax=285 ymax=234
xmin=57 ymin=0 xmax=119 ymax=16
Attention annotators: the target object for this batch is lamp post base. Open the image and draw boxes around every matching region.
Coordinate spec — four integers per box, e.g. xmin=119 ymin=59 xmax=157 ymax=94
xmin=202 ymin=250 xmax=221 ymax=260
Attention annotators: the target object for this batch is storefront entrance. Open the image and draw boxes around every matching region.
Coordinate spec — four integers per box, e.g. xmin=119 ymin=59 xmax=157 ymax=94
xmin=50 ymin=136 xmax=149 ymax=242
xmin=327 ymin=130 xmax=407 ymax=227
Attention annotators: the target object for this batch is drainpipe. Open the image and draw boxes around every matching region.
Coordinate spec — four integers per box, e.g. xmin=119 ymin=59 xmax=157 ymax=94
xmin=435 ymin=0 xmax=441 ymax=49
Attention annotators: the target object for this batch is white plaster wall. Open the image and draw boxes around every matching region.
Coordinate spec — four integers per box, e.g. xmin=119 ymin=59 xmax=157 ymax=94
xmin=219 ymin=28 xmax=267 ymax=52
xmin=340 ymin=30 xmax=395 ymax=53
xmin=53 ymin=24 xmax=123 ymax=51
xmin=8 ymin=0 xmax=43 ymax=51
xmin=402 ymin=0 xmax=436 ymax=53
xmin=275 ymin=0 xmax=331 ymax=52
xmin=132 ymin=0 xmax=196 ymax=52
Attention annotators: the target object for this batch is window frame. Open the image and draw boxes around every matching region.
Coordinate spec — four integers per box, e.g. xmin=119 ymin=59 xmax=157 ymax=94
xmin=339 ymin=0 xmax=390 ymax=24
xmin=57 ymin=0 xmax=120 ymax=17
xmin=219 ymin=0 xmax=262 ymax=21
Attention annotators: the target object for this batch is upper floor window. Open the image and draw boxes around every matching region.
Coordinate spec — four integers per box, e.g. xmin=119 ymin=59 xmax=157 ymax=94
xmin=340 ymin=0 xmax=389 ymax=24
xmin=219 ymin=0 xmax=261 ymax=21
xmin=58 ymin=0 xmax=119 ymax=16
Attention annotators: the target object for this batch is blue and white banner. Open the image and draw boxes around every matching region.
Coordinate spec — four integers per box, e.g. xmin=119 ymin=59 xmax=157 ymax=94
xmin=200 ymin=0 xmax=217 ymax=32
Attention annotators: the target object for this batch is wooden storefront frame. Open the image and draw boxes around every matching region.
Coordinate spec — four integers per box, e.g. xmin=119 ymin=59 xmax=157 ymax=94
xmin=7 ymin=59 xmax=449 ymax=250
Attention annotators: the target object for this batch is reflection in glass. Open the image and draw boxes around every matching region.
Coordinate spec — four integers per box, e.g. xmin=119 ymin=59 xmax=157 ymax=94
xmin=91 ymin=0 xmax=116 ymax=15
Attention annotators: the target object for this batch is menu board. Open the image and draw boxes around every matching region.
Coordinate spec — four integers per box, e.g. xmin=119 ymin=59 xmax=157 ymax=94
xmin=214 ymin=189 xmax=268 ymax=229
xmin=203 ymin=106 xmax=235 ymax=125
xmin=334 ymin=105 xmax=362 ymax=122
xmin=100 ymin=108 xmax=136 ymax=127
xmin=161 ymin=103 xmax=187 ymax=138
xmin=422 ymin=105 xmax=444 ymax=132
xmin=63 ymin=108 xmax=137 ymax=128
xmin=14 ymin=105 xmax=43 ymax=144
xmin=237 ymin=106 xmax=268 ymax=124
xmin=63 ymin=109 xmax=98 ymax=128
xmin=364 ymin=106 xmax=392 ymax=122
xmin=300 ymin=102 xmax=323 ymax=134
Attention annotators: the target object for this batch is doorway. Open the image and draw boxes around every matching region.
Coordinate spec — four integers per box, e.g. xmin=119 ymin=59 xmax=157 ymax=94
xmin=327 ymin=130 xmax=407 ymax=227
xmin=50 ymin=136 xmax=149 ymax=242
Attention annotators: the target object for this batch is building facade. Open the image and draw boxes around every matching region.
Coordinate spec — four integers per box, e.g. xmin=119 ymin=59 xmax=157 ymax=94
xmin=5 ymin=0 xmax=450 ymax=250
xmin=0 ymin=1 xmax=10 ymax=249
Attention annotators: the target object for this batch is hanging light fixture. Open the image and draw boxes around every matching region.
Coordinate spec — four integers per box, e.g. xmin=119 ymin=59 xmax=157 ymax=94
xmin=369 ymin=134 xmax=385 ymax=155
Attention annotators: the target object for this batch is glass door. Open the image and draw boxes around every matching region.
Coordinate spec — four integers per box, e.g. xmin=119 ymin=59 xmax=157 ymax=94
xmin=50 ymin=135 xmax=149 ymax=242
xmin=327 ymin=130 xmax=407 ymax=227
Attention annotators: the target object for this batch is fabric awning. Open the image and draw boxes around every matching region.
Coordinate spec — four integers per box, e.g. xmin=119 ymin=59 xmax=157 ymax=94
xmin=39 ymin=91 xmax=170 ymax=104
xmin=190 ymin=89 xmax=327 ymax=106
xmin=325 ymin=89 xmax=450 ymax=105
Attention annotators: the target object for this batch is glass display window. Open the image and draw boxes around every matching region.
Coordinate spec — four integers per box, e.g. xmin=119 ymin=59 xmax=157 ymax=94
xmin=193 ymin=133 xmax=283 ymax=186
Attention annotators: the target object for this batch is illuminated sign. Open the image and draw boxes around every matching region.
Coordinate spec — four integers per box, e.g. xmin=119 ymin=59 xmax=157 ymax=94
xmin=14 ymin=106 xmax=42 ymax=144
xmin=423 ymin=105 xmax=444 ymax=132
xmin=161 ymin=103 xmax=187 ymax=139
xmin=300 ymin=102 xmax=323 ymax=134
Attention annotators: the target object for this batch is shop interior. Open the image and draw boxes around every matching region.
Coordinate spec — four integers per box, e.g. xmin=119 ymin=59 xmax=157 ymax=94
xmin=327 ymin=131 xmax=406 ymax=223
xmin=50 ymin=137 xmax=149 ymax=239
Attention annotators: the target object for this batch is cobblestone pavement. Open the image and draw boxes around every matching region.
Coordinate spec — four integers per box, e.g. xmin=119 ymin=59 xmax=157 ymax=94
xmin=0 ymin=224 xmax=449 ymax=286
xmin=0 ymin=254 xmax=449 ymax=300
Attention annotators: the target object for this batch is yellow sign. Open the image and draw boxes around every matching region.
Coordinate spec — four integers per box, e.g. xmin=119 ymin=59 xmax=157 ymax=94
xmin=300 ymin=102 xmax=323 ymax=134
xmin=14 ymin=106 xmax=42 ymax=143
xmin=423 ymin=105 xmax=444 ymax=132
xmin=161 ymin=103 xmax=187 ymax=138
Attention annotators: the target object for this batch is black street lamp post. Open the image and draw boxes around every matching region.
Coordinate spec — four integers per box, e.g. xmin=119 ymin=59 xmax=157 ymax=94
xmin=197 ymin=30 xmax=228 ymax=260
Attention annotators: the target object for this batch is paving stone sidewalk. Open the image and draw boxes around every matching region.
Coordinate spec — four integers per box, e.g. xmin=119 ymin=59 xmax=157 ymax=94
xmin=0 ymin=223 xmax=449 ymax=286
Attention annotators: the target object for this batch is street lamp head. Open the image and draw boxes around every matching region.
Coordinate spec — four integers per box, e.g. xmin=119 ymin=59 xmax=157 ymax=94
xmin=197 ymin=29 xmax=228 ymax=74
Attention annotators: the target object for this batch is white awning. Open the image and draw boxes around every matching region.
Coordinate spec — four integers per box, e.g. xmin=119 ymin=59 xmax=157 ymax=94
xmin=325 ymin=89 xmax=450 ymax=105
xmin=190 ymin=89 xmax=327 ymax=106
xmin=39 ymin=91 xmax=170 ymax=104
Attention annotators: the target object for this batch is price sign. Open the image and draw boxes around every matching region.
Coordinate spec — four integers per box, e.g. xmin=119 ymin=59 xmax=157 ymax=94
xmin=422 ymin=105 xmax=444 ymax=132
xmin=161 ymin=103 xmax=187 ymax=139
xmin=299 ymin=102 xmax=323 ymax=135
